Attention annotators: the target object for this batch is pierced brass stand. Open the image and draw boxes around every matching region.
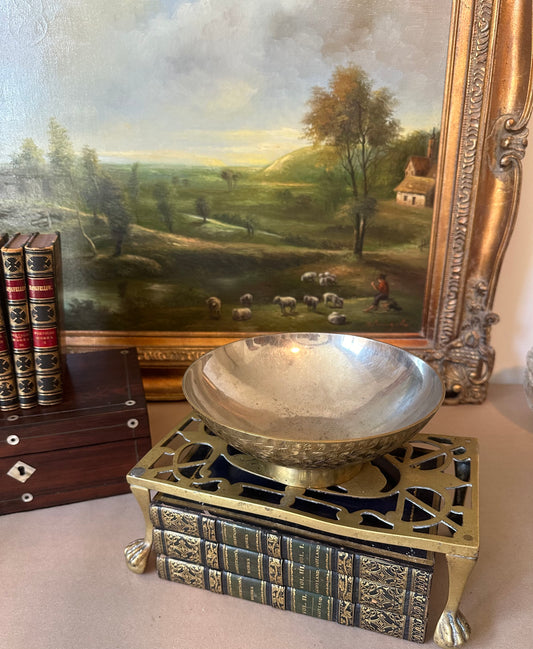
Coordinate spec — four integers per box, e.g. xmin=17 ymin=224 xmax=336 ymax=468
xmin=125 ymin=414 xmax=479 ymax=648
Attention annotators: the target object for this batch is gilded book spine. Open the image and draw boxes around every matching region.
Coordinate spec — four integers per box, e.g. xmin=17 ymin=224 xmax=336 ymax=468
xmin=0 ymin=299 xmax=18 ymax=411
xmin=153 ymin=528 xmax=429 ymax=619
xmin=156 ymin=555 xmax=427 ymax=643
xmin=24 ymin=232 xmax=63 ymax=405
xmin=149 ymin=500 xmax=432 ymax=597
xmin=1 ymin=233 xmax=37 ymax=408
xmin=0 ymin=232 xmax=17 ymax=411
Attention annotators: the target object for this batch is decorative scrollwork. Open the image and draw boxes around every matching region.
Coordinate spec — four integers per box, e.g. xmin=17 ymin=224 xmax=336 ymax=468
xmin=423 ymin=279 xmax=499 ymax=403
xmin=438 ymin=0 xmax=493 ymax=349
xmin=138 ymin=347 xmax=209 ymax=364
xmin=493 ymin=114 xmax=530 ymax=172
xmin=130 ymin=416 xmax=478 ymax=553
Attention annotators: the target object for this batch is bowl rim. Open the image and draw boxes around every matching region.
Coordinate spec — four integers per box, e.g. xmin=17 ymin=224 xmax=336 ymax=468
xmin=182 ymin=332 xmax=445 ymax=446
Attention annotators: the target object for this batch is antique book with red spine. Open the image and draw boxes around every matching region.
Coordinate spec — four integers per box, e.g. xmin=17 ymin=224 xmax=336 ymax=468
xmin=24 ymin=232 xmax=64 ymax=405
xmin=0 ymin=233 xmax=18 ymax=411
xmin=1 ymin=233 xmax=37 ymax=408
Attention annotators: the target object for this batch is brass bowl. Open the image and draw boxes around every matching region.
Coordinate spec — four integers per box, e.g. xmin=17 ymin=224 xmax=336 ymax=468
xmin=182 ymin=333 xmax=444 ymax=487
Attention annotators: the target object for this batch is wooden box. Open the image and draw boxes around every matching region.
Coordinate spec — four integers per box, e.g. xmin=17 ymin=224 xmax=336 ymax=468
xmin=0 ymin=348 xmax=152 ymax=515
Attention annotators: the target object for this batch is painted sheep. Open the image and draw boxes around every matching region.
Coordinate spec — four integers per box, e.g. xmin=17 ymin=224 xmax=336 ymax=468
xmin=232 ymin=307 xmax=252 ymax=321
xmin=327 ymin=311 xmax=347 ymax=325
xmin=239 ymin=293 xmax=253 ymax=307
xmin=300 ymin=271 xmax=317 ymax=282
xmin=273 ymin=295 xmax=297 ymax=314
xmin=318 ymin=273 xmax=337 ymax=287
xmin=322 ymin=292 xmax=344 ymax=308
xmin=206 ymin=296 xmax=221 ymax=319
xmin=303 ymin=295 xmax=320 ymax=310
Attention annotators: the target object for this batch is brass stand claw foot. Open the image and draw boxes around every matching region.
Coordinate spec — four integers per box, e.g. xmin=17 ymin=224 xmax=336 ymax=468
xmin=433 ymin=553 xmax=477 ymax=647
xmin=434 ymin=609 xmax=471 ymax=647
xmin=124 ymin=538 xmax=152 ymax=574
xmin=124 ymin=484 xmax=154 ymax=574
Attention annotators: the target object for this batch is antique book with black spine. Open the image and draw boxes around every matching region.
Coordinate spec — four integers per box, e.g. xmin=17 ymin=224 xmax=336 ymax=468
xmin=156 ymin=554 xmax=428 ymax=643
xmin=149 ymin=496 xmax=433 ymax=595
xmin=152 ymin=527 xmax=430 ymax=619
xmin=0 ymin=233 xmax=18 ymax=411
xmin=1 ymin=233 xmax=37 ymax=408
xmin=24 ymin=232 xmax=64 ymax=405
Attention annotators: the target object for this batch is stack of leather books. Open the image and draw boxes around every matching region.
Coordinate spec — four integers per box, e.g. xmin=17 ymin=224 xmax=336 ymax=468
xmin=0 ymin=232 xmax=64 ymax=410
xmin=150 ymin=494 xmax=434 ymax=643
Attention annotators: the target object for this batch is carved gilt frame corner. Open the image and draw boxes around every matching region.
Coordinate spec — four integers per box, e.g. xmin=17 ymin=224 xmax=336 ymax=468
xmin=65 ymin=0 xmax=533 ymax=403
xmin=419 ymin=0 xmax=533 ymax=403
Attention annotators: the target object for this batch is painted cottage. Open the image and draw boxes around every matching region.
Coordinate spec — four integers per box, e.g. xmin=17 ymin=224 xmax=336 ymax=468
xmin=395 ymin=134 xmax=438 ymax=207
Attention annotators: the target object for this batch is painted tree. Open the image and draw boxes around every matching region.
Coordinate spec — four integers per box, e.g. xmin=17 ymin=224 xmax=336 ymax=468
xmin=303 ymin=64 xmax=399 ymax=257
xmin=80 ymin=145 xmax=102 ymax=222
xmin=75 ymin=145 xmax=101 ymax=256
xmin=47 ymin=117 xmax=76 ymax=202
xmin=153 ymin=181 xmax=174 ymax=232
xmin=220 ymin=169 xmax=240 ymax=191
xmin=100 ymin=175 xmax=131 ymax=256
xmin=11 ymin=138 xmax=45 ymax=175
xmin=127 ymin=162 xmax=140 ymax=222
xmin=195 ymin=196 xmax=210 ymax=223
xmin=11 ymin=138 xmax=46 ymax=197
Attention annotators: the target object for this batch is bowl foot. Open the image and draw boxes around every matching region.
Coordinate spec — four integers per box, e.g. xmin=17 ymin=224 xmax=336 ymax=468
xmin=231 ymin=453 xmax=363 ymax=488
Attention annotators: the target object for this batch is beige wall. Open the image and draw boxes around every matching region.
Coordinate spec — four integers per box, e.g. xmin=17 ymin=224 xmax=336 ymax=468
xmin=491 ymin=150 xmax=533 ymax=383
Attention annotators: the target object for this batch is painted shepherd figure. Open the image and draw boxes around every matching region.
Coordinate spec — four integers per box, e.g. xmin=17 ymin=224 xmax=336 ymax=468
xmin=365 ymin=273 xmax=402 ymax=312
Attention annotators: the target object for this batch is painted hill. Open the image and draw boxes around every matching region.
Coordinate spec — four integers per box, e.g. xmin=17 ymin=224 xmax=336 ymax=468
xmin=259 ymin=145 xmax=340 ymax=182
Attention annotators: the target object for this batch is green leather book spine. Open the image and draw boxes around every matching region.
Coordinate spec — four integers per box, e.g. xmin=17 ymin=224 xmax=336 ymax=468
xmin=150 ymin=499 xmax=432 ymax=597
xmin=156 ymin=554 xmax=427 ymax=643
xmin=153 ymin=528 xmax=430 ymax=619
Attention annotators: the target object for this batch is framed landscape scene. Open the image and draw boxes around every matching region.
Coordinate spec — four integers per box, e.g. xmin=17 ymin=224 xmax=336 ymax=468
xmin=1 ymin=0 xmax=532 ymax=402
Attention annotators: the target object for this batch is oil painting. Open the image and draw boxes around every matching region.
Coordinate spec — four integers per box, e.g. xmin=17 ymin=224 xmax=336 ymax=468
xmin=0 ymin=0 xmax=452 ymax=335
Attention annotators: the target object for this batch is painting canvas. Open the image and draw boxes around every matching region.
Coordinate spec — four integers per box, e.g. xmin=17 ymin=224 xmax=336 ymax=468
xmin=0 ymin=0 xmax=452 ymax=335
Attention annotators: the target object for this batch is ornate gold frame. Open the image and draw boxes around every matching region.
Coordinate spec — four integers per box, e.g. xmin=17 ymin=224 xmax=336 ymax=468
xmin=66 ymin=0 xmax=533 ymax=403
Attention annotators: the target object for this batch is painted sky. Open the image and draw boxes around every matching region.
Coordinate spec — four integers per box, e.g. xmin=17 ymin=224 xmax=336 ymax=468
xmin=0 ymin=0 xmax=452 ymax=166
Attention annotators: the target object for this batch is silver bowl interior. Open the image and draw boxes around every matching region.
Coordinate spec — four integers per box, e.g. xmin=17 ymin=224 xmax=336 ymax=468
xmin=182 ymin=333 xmax=444 ymax=443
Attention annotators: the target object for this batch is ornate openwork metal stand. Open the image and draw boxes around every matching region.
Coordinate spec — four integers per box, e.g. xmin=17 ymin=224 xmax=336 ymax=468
xmin=125 ymin=415 xmax=479 ymax=648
